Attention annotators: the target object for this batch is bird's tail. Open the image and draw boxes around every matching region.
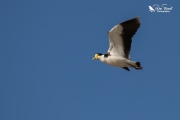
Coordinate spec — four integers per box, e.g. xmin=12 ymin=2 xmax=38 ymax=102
xmin=127 ymin=61 xmax=142 ymax=70
xmin=135 ymin=62 xmax=142 ymax=70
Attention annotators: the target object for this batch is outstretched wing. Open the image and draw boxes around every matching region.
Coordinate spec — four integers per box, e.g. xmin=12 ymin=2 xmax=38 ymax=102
xmin=108 ymin=17 xmax=140 ymax=59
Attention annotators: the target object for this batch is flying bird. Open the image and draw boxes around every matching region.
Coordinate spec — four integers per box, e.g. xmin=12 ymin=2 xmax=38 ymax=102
xmin=92 ymin=17 xmax=142 ymax=71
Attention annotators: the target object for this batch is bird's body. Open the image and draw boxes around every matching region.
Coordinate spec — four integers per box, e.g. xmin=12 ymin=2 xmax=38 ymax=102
xmin=97 ymin=55 xmax=139 ymax=71
xmin=92 ymin=17 xmax=142 ymax=71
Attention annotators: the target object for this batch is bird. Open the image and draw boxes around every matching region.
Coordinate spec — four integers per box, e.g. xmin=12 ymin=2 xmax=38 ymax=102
xmin=92 ymin=17 xmax=142 ymax=71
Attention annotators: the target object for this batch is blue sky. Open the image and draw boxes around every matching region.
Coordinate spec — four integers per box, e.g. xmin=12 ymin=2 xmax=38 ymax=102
xmin=0 ymin=0 xmax=180 ymax=120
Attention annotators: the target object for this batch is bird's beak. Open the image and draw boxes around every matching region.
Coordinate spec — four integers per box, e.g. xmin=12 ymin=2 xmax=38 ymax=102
xmin=92 ymin=54 xmax=99 ymax=60
xmin=92 ymin=57 xmax=96 ymax=60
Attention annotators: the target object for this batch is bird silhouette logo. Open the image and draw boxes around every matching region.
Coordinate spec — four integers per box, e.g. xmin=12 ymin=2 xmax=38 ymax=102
xmin=148 ymin=6 xmax=155 ymax=12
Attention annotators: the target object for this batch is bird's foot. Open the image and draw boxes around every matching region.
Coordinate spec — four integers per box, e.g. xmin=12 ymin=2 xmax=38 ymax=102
xmin=135 ymin=66 xmax=142 ymax=70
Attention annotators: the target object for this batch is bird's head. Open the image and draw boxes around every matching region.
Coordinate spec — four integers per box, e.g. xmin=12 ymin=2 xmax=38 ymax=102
xmin=92 ymin=53 xmax=103 ymax=60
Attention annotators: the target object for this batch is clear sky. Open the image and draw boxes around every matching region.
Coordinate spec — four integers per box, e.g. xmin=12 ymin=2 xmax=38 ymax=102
xmin=0 ymin=0 xmax=180 ymax=120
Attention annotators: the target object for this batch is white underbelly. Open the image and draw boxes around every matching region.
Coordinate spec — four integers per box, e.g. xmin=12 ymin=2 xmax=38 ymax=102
xmin=102 ymin=56 xmax=129 ymax=67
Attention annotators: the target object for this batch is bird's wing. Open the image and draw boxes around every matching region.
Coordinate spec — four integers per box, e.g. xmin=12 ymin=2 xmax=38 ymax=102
xmin=108 ymin=17 xmax=140 ymax=59
xmin=107 ymin=32 xmax=113 ymax=53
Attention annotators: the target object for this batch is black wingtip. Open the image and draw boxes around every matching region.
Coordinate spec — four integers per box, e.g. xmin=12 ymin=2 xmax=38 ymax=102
xmin=120 ymin=17 xmax=141 ymax=27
